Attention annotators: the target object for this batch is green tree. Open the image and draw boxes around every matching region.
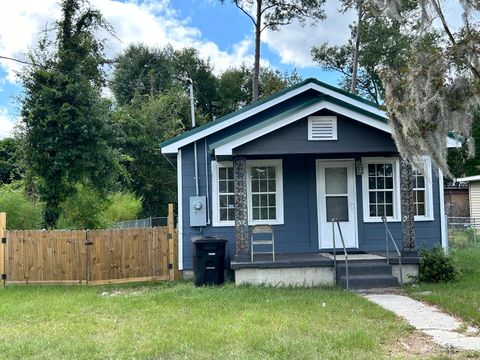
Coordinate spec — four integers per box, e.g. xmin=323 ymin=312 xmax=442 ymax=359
xmin=311 ymin=5 xmax=411 ymax=104
xmin=114 ymin=89 xmax=195 ymax=216
xmin=216 ymin=66 xmax=302 ymax=117
xmin=372 ymin=0 xmax=480 ymax=176
xmin=172 ymin=48 xmax=218 ymax=119
xmin=0 ymin=183 xmax=43 ymax=230
xmin=103 ymin=192 xmax=142 ymax=223
xmin=111 ymin=45 xmax=218 ymax=119
xmin=111 ymin=44 xmax=175 ymax=106
xmin=19 ymin=0 xmax=120 ymax=227
xmin=0 ymin=138 xmax=21 ymax=184
xmin=222 ymin=0 xmax=325 ymax=102
xmin=448 ymin=109 xmax=480 ymax=178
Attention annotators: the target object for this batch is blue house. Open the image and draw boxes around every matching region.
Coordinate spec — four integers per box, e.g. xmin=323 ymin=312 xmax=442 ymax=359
xmin=161 ymin=78 xmax=457 ymax=288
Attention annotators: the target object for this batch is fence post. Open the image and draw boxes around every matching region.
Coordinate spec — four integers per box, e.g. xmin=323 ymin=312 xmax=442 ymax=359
xmin=85 ymin=229 xmax=93 ymax=285
xmin=474 ymin=218 xmax=477 ymax=247
xmin=167 ymin=204 xmax=179 ymax=281
xmin=445 ymin=216 xmax=449 ymax=255
xmin=0 ymin=213 xmax=5 ymax=286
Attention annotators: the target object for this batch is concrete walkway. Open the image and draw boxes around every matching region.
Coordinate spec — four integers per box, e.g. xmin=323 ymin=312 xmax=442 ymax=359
xmin=365 ymin=294 xmax=480 ymax=352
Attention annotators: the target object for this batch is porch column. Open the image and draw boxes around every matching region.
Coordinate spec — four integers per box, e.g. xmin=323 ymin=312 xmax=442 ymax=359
xmin=400 ymin=156 xmax=416 ymax=250
xmin=233 ymin=156 xmax=250 ymax=262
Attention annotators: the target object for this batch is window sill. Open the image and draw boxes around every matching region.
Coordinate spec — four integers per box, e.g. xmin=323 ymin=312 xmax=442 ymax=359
xmin=211 ymin=221 xmax=235 ymax=227
xmin=363 ymin=218 xmax=401 ymax=223
xmin=211 ymin=220 xmax=284 ymax=227
xmin=414 ymin=217 xmax=435 ymax=222
xmin=249 ymin=220 xmax=284 ymax=226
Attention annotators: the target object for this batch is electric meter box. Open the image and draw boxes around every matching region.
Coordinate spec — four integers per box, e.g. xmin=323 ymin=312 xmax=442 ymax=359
xmin=190 ymin=196 xmax=207 ymax=227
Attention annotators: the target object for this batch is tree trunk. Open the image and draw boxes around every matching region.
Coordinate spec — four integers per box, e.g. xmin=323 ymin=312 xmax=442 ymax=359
xmin=252 ymin=1 xmax=262 ymax=102
xmin=351 ymin=0 xmax=363 ymax=94
xmin=400 ymin=156 xmax=415 ymax=250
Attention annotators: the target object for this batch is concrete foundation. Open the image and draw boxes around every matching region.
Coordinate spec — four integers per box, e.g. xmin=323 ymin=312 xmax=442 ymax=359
xmin=234 ymin=266 xmax=335 ymax=287
xmin=392 ymin=264 xmax=418 ymax=284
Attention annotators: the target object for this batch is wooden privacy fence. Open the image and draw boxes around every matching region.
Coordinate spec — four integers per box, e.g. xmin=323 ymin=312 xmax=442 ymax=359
xmin=0 ymin=204 xmax=179 ymax=285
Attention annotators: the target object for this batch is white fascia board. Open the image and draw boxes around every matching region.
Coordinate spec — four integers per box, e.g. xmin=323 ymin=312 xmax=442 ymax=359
xmin=161 ymin=83 xmax=317 ymax=154
xmin=309 ymin=83 xmax=386 ymax=118
xmin=456 ymin=174 xmax=480 ymax=182
xmin=161 ymin=82 xmax=386 ymax=154
xmin=447 ymin=137 xmax=462 ymax=148
xmin=214 ymin=101 xmax=391 ymax=156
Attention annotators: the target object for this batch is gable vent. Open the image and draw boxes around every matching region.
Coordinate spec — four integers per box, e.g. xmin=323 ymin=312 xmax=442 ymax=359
xmin=308 ymin=116 xmax=337 ymax=141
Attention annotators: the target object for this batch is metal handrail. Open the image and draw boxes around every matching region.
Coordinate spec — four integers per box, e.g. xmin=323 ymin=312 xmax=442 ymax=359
xmin=381 ymin=216 xmax=403 ymax=285
xmin=332 ymin=218 xmax=349 ymax=290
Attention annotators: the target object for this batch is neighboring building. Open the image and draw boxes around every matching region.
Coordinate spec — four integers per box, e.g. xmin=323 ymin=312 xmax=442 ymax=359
xmin=161 ymin=78 xmax=459 ymax=288
xmin=455 ymin=176 xmax=480 ymax=219
xmin=444 ymin=184 xmax=469 ymax=218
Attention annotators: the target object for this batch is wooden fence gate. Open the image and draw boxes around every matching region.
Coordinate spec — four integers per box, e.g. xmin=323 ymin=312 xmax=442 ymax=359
xmin=0 ymin=204 xmax=179 ymax=285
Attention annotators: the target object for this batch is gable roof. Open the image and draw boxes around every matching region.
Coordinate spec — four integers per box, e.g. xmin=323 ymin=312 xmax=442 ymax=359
xmin=210 ymin=95 xmax=392 ymax=156
xmin=160 ymin=78 xmax=386 ymax=154
xmin=160 ymin=78 xmax=461 ymax=154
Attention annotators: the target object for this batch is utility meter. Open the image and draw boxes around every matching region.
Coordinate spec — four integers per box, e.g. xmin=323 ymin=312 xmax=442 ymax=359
xmin=190 ymin=196 xmax=207 ymax=226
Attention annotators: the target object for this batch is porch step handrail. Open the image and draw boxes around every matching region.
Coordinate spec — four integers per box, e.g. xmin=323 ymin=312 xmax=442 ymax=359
xmin=332 ymin=218 xmax=349 ymax=290
xmin=381 ymin=216 xmax=403 ymax=285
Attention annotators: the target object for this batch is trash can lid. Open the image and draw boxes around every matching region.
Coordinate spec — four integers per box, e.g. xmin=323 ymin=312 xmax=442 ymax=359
xmin=191 ymin=236 xmax=227 ymax=243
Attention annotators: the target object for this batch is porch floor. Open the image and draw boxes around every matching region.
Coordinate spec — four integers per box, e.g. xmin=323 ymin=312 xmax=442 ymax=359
xmin=230 ymin=251 xmax=419 ymax=269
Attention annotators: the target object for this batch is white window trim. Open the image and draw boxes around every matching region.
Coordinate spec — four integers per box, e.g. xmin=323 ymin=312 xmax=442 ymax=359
xmin=211 ymin=161 xmax=235 ymax=227
xmin=308 ymin=115 xmax=338 ymax=141
xmin=414 ymin=157 xmax=434 ymax=221
xmin=362 ymin=157 xmax=401 ymax=223
xmin=247 ymin=159 xmax=284 ymax=225
xmin=211 ymin=159 xmax=284 ymax=227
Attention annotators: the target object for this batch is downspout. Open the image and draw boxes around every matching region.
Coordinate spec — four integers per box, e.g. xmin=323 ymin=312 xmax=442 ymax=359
xmin=205 ymin=138 xmax=210 ymax=225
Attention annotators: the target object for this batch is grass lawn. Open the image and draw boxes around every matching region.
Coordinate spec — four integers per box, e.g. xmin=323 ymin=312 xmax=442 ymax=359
xmin=406 ymin=247 xmax=480 ymax=327
xmin=0 ymin=282 xmax=416 ymax=360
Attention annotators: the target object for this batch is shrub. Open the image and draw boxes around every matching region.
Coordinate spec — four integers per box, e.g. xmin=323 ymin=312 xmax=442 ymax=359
xmin=418 ymin=245 xmax=460 ymax=283
xmin=0 ymin=183 xmax=43 ymax=229
xmin=57 ymin=183 xmax=109 ymax=230
xmin=103 ymin=192 xmax=142 ymax=223
xmin=57 ymin=185 xmax=142 ymax=230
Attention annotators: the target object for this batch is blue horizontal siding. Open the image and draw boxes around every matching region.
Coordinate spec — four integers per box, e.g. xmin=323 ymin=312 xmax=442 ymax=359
xmin=235 ymin=110 xmax=397 ymax=156
xmin=178 ymin=95 xmax=443 ymax=270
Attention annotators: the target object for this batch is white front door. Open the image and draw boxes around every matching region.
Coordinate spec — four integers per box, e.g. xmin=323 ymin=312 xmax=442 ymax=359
xmin=316 ymin=160 xmax=358 ymax=249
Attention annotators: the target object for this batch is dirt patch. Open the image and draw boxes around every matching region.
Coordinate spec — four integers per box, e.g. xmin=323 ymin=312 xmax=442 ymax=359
xmin=389 ymin=330 xmax=479 ymax=359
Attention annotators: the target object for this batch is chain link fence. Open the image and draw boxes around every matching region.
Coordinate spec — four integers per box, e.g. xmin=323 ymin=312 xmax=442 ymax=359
xmin=110 ymin=216 xmax=168 ymax=229
xmin=447 ymin=217 xmax=479 ymax=250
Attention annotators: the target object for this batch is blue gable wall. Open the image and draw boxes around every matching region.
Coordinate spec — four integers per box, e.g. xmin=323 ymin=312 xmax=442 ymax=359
xmin=178 ymin=95 xmax=443 ymax=270
xmin=235 ymin=110 xmax=397 ymax=156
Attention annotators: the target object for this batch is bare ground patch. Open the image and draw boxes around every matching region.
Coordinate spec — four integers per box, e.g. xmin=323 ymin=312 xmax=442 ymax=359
xmin=388 ymin=329 xmax=480 ymax=359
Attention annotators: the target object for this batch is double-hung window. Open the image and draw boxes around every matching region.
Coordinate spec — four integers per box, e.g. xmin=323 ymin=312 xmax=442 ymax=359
xmin=212 ymin=160 xmax=284 ymax=226
xmin=362 ymin=157 xmax=434 ymax=222
xmin=212 ymin=161 xmax=235 ymax=226
xmin=413 ymin=157 xmax=433 ymax=220
xmin=362 ymin=158 xmax=400 ymax=222
xmin=247 ymin=160 xmax=284 ymax=224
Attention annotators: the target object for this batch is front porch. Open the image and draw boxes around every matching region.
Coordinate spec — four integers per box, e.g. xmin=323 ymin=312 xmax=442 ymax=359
xmin=231 ymin=251 xmax=419 ymax=288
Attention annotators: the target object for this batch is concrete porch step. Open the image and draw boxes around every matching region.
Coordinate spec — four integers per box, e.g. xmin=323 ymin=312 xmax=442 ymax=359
xmin=338 ymin=274 xmax=399 ymax=290
xmin=336 ymin=262 xmax=392 ymax=277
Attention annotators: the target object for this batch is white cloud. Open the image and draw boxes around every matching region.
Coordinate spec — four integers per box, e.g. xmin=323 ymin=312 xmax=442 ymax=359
xmin=0 ymin=106 xmax=17 ymax=139
xmin=0 ymin=0 xmax=256 ymax=83
xmin=262 ymin=0 xmax=355 ymax=68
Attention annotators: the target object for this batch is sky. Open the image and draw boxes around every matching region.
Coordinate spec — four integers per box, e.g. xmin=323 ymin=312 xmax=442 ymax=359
xmin=0 ymin=0 xmax=359 ymax=138
xmin=0 ymin=0 xmax=466 ymax=139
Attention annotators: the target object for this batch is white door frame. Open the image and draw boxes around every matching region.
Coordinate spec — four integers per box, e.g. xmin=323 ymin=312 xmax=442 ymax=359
xmin=316 ymin=159 xmax=358 ymax=249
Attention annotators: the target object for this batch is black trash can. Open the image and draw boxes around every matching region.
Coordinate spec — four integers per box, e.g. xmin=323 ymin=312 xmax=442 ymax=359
xmin=192 ymin=236 xmax=228 ymax=286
